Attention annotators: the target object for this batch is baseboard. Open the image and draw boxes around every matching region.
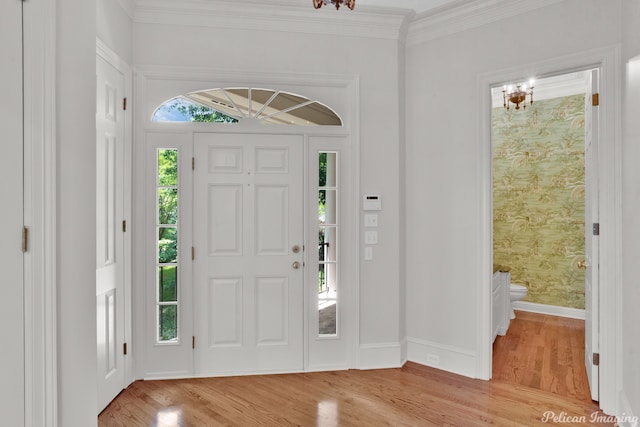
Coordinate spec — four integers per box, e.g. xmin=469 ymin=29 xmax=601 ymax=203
xmin=618 ymin=391 xmax=639 ymax=427
xmin=406 ymin=337 xmax=476 ymax=378
xmin=513 ymin=301 xmax=585 ymax=320
xmin=357 ymin=342 xmax=403 ymax=369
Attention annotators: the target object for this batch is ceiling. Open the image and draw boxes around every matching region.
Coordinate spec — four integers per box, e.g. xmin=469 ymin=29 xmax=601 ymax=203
xmin=356 ymin=0 xmax=462 ymax=13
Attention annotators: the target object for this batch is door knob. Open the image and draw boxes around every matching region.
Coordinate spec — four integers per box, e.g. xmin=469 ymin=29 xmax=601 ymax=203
xmin=577 ymin=260 xmax=587 ymax=269
xmin=292 ymin=261 xmax=301 ymax=270
xmin=292 ymin=245 xmax=301 ymax=253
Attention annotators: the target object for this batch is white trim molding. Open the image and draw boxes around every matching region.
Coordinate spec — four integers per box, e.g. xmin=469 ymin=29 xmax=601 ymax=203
xmin=133 ymin=0 xmax=410 ymax=41
xmin=512 ymin=302 xmax=586 ymax=320
xmin=477 ymin=45 xmax=623 ymax=415
xmin=358 ymin=342 xmax=403 ymax=369
xmin=406 ymin=337 xmax=476 ymax=378
xmin=407 ymin=0 xmax=563 ymax=46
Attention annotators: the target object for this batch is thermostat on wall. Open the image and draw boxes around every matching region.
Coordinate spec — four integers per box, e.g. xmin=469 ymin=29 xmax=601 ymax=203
xmin=363 ymin=195 xmax=382 ymax=211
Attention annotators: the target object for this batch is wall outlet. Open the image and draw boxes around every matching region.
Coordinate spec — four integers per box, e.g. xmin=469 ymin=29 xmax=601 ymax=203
xmin=426 ymin=353 xmax=440 ymax=365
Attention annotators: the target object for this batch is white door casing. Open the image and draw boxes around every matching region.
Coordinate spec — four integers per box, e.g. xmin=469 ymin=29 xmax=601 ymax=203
xmin=96 ymin=54 xmax=127 ymax=412
xmin=0 ymin=0 xmax=25 ymax=424
xmin=584 ymin=69 xmax=600 ymax=402
xmin=193 ymin=133 xmax=304 ymax=375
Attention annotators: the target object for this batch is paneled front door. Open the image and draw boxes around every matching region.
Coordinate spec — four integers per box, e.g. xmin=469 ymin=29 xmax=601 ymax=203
xmin=193 ymin=133 xmax=304 ymax=375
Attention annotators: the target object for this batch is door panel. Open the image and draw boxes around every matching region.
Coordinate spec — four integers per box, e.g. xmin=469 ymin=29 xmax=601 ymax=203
xmin=584 ymin=69 xmax=600 ymax=401
xmin=0 ymin=1 xmax=24 ymax=424
xmin=96 ymin=55 xmax=126 ymax=412
xmin=194 ymin=133 xmax=304 ymax=375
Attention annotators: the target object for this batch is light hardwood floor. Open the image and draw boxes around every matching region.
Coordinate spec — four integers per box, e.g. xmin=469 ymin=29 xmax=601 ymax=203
xmin=493 ymin=310 xmax=592 ymax=401
xmin=100 ymin=312 xmax=609 ymax=426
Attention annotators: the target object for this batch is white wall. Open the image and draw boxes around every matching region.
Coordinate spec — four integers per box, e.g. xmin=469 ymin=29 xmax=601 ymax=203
xmin=97 ymin=0 xmax=133 ymax=64
xmin=405 ymin=0 xmax=622 ymax=376
xmin=57 ymin=0 xmax=97 ymax=425
xmin=133 ymin=17 xmax=405 ymax=364
xmin=621 ymin=0 xmax=640 ymax=420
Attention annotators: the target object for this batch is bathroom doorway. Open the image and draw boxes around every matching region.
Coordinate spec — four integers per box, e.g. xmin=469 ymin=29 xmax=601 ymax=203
xmin=490 ymin=68 xmax=600 ymax=401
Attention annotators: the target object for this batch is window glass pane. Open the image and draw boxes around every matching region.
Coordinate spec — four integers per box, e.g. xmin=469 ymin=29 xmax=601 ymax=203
xmin=159 ymin=305 xmax=178 ymax=341
xmin=158 ymin=149 xmax=178 ymax=186
xmin=319 ymin=226 xmax=337 ymax=263
xmin=158 ymin=227 xmax=177 ymax=263
xmin=158 ymin=188 xmax=178 ymax=225
xmin=158 ymin=266 xmax=177 ymax=302
xmin=319 ymin=300 xmax=337 ymax=335
xmin=319 ymin=152 xmax=337 ymax=187
xmin=153 ymin=97 xmax=238 ymax=123
xmin=319 ymin=190 xmax=337 ymax=225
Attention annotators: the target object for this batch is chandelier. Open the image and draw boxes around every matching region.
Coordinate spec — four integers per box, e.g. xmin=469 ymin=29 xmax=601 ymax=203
xmin=502 ymin=80 xmax=534 ymax=111
xmin=313 ymin=0 xmax=356 ymax=10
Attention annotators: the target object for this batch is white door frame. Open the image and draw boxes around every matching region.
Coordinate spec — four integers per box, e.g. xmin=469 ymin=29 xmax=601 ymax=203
xmin=476 ymin=46 xmax=622 ymax=415
xmin=133 ymin=67 xmax=360 ymax=379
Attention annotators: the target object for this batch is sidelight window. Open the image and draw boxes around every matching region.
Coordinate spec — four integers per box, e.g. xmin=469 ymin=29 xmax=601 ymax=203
xmin=156 ymin=149 xmax=179 ymax=342
xmin=318 ymin=152 xmax=339 ymax=336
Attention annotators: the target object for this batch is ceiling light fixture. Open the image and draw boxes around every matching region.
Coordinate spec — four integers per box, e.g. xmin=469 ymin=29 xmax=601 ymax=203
xmin=503 ymin=79 xmax=535 ymax=110
xmin=313 ymin=0 xmax=356 ymax=10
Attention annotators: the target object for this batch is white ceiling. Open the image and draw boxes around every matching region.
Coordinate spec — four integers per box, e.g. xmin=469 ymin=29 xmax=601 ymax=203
xmin=356 ymin=0 xmax=462 ymax=13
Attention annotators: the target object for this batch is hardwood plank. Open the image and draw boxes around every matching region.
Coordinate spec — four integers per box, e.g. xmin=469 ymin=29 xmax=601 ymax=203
xmin=100 ymin=361 xmax=610 ymax=426
xmin=493 ymin=311 xmax=592 ymax=401
xmin=100 ymin=312 xmax=608 ymax=426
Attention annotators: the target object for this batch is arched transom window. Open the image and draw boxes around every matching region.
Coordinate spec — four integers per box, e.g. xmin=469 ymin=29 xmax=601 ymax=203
xmin=153 ymin=87 xmax=343 ymax=126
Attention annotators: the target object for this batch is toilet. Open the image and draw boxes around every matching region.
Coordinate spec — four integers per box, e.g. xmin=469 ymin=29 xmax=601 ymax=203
xmin=509 ymin=284 xmax=528 ymax=319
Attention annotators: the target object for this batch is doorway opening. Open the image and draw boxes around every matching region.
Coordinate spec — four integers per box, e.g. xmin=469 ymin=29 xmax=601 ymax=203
xmin=489 ymin=69 xmax=599 ymax=401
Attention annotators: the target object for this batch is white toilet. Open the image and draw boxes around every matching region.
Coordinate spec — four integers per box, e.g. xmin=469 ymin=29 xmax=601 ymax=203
xmin=509 ymin=284 xmax=528 ymax=319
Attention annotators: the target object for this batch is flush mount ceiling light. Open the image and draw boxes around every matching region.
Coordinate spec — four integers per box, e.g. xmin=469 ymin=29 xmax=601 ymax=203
xmin=313 ymin=0 xmax=356 ymax=10
xmin=503 ymin=79 xmax=535 ymax=110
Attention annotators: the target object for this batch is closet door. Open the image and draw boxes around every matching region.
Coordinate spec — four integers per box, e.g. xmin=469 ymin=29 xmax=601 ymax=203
xmin=0 ymin=0 xmax=25 ymax=425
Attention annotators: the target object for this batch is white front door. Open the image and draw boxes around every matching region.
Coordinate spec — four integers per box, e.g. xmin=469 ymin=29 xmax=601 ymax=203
xmin=193 ymin=133 xmax=304 ymax=375
xmin=0 ymin=0 xmax=25 ymax=424
xmin=584 ymin=69 xmax=600 ymax=401
xmin=96 ymin=54 xmax=127 ymax=412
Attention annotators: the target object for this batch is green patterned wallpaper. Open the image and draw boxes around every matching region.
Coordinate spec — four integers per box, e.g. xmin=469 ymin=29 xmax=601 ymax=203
xmin=493 ymin=94 xmax=586 ymax=309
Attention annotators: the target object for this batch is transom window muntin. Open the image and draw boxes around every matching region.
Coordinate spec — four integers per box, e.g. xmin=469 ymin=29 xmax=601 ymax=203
xmin=152 ymin=87 xmax=343 ymax=126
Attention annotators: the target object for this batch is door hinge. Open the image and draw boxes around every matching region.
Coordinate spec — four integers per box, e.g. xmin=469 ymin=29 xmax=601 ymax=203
xmin=592 ymin=93 xmax=599 ymax=107
xmin=192 ymin=336 xmax=195 ymax=349
xmin=593 ymin=352 xmax=600 ymax=366
xmin=123 ymin=97 xmax=127 ymax=111
xmin=123 ymin=342 xmax=127 ymax=355
xmin=593 ymin=223 xmax=600 ymax=236
xmin=122 ymin=220 xmax=127 ymax=233
xmin=192 ymin=246 xmax=195 ymax=260
xmin=192 ymin=157 xmax=195 ymax=170
xmin=22 ymin=226 xmax=29 ymax=253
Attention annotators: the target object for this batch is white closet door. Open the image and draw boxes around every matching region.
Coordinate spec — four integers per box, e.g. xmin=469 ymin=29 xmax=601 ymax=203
xmin=96 ymin=54 xmax=127 ymax=412
xmin=0 ymin=0 xmax=25 ymax=425
xmin=584 ymin=69 xmax=600 ymax=402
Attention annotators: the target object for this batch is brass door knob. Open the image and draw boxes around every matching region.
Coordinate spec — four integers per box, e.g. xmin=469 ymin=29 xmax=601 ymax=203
xmin=292 ymin=261 xmax=301 ymax=270
xmin=577 ymin=260 xmax=587 ymax=269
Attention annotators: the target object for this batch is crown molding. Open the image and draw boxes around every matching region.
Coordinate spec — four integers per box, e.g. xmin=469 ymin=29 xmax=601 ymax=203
xmin=133 ymin=0 xmax=411 ymax=41
xmin=407 ymin=0 xmax=564 ymax=46
xmin=116 ymin=0 xmax=135 ymax=19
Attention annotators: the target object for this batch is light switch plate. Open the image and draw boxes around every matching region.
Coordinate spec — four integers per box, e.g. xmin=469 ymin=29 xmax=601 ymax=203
xmin=364 ymin=230 xmax=378 ymax=245
xmin=364 ymin=213 xmax=378 ymax=227
xmin=364 ymin=246 xmax=373 ymax=260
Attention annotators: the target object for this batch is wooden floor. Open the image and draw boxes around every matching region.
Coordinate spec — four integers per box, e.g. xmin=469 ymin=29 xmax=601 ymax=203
xmin=100 ymin=311 xmax=609 ymax=426
xmin=493 ymin=310 xmax=592 ymax=401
